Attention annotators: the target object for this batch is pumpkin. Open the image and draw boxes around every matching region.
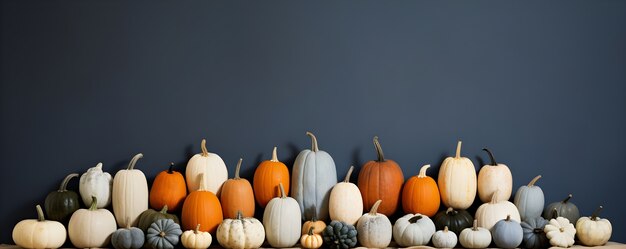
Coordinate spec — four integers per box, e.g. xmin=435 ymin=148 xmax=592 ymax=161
xmin=79 ymin=162 xmax=113 ymax=208
xmin=475 ymin=189 xmax=521 ymax=230
xmin=111 ymin=221 xmax=145 ymax=249
xmin=491 ymin=215 xmax=523 ymax=249
xmin=292 ymin=131 xmax=337 ymax=221
xmin=459 ymin=220 xmax=491 ymax=249
xmin=185 ymin=139 xmax=228 ymax=194
xmin=217 ymin=210 xmax=265 ymax=249
xmin=44 ymin=173 xmax=80 ymax=222
xmin=576 ymin=206 xmax=612 ymax=246
xmin=356 ymin=199 xmax=392 ymax=248
xmin=322 ymin=220 xmax=358 ymax=249
xmin=302 ymin=210 xmax=326 ymax=235
xmin=392 ymin=213 xmax=436 ymax=247
xmin=301 ymin=227 xmax=324 ymax=249
xmin=477 ymin=148 xmax=512 ymax=203
xmin=150 ymin=163 xmax=187 ymax=212
xmin=221 ymin=158 xmax=255 ymax=219
xmin=253 ymin=146 xmax=290 ymax=208
xmin=432 ymin=226 xmax=458 ymax=248
xmin=438 ymin=141 xmax=477 ymax=209
xmin=544 ymin=214 xmax=576 ymax=248
xmin=181 ymin=224 xmax=213 ymax=249
xmin=12 ymin=205 xmax=66 ymax=249
xmin=113 ymin=153 xmax=149 ymax=227
xmin=263 ymin=183 xmax=301 ymax=247
xmin=146 ymin=219 xmax=183 ymax=249
xmin=521 ymin=216 xmax=549 ymax=249
xmin=357 ymin=136 xmax=404 ymax=216
xmin=68 ymin=196 xmax=117 ymax=248
xmin=402 ymin=164 xmax=440 ymax=217
xmin=329 ymin=165 xmax=363 ymax=225
xmin=514 ymin=175 xmax=545 ymax=221
xmin=433 ymin=207 xmax=473 ymax=235
xmin=543 ymin=194 xmax=580 ymax=223
xmin=138 ymin=205 xmax=180 ymax=232
xmin=181 ymin=173 xmax=224 ymax=233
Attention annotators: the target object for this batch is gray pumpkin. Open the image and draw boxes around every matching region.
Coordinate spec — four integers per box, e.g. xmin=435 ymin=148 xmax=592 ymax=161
xmin=146 ymin=219 xmax=182 ymax=249
xmin=521 ymin=217 xmax=549 ymax=249
xmin=491 ymin=215 xmax=523 ymax=249
xmin=111 ymin=225 xmax=145 ymax=249
xmin=542 ymin=194 xmax=580 ymax=223
xmin=514 ymin=175 xmax=544 ymax=221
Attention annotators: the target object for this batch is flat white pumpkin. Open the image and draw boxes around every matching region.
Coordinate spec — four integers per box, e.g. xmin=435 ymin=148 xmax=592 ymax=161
xmin=477 ymin=148 xmax=512 ymax=203
xmin=181 ymin=224 xmax=212 ymax=249
xmin=329 ymin=166 xmax=363 ymax=225
xmin=475 ymin=189 xmax=520 ymax=230
xmin=112 ymin=153 xmax=149 ymax=227
xmin=12 ymin=205 xmax=66 ymax=249
xmin=79 ymin=162 xmax=113 ymax=208
xmin=576 ymin=206 xmax=612 ymax=246
xmin=438 ymin=141 xmax=477 ymax=209
xmin=68 ymin=196 xmax=117 ymax=248
xmin=217 ymin=211 xmax=265 ymax=249
xmin=545 ymin=216 xmax=576 ymax=248
xmin=263 ymin=183 xmax=301 ymax=248
xmin=357 ymin=200 xmax=392 ymax=248
xmin=186 ymin=139 xmax=228 ymax=195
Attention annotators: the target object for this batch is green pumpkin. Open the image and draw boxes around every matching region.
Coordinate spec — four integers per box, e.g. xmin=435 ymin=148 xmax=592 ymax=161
xmin=146 ymin=219 xmax=182 ymax=249
xmin=137 ymin=205 xmax=179 ymax=232
xmin=111 ymin=223 xmax=145 ymax=249
xmin=433 ymin=207 xmax=473 ymax=235
xmin=543 ymin=194 xmax=580 ymax=223
xmin=322 ymin=220 xmax=357 ymax=249
xmin=44 ymin=173 xmax=80 ymax=222
xmin=521 ymin=217 xmax=549 ymax=249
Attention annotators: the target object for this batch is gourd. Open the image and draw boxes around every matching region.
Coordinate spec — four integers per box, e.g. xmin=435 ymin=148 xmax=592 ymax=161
xmin=292 ymin=132 xmax=337 ymax=221
xmin=491 ymin=215 xmax=523 ymax=249
xmin=113 ymin=153 xmax=149 ymax=227
xmin=514 ymin=175 xmax=544 ymax=221
xmin=475 ymin=189 xmax=521 ymax=230
xmin=12 ymin=205 xmax=66 ymax=249
xmin=301 ymin=227 xmax=324 ymax=249
xmin=477 ymin=148 xmax=512 ymax=203
xmin=216 ymin=210 xmax=265 ymax=249
xmin=185 ymin=139 xmax=228 ymax=194
xmin=322 ymin=220 xmax=358 ymax=249
xmin=459 ymin=220 xmax=491 ymax=249
xmin=357 ymin=136 xmax=404 ymax=216
xmin=402 ymin=164 xmax=440 ymax=217
xmin=432 ymin=226 xmax=457 ymax=248
xmin=137 ymin=205 xmax=180 ymax=232
xmin=149 ymin=163 xmax=187 ymax=212
xmin=145 ymin=219 xmax=183 ymax=249
xmin=220 ymin=158 xmax=255 ymax=219
xmin=437 ymin=141 xmax=477 ymax=209
xmin=576 ymin=206 xmax=612 ymax=246
xmin=263 ymin=183 xmax=301 ymax=248
xmin=253 ymin=147 xmax=290 ymax=208
xmin=302 ymin=210 xmax=326 ymax=235
xmin=544 ymin=210 xmax=576 ymax=248
xmin=392 ymin=213 xmax=436 ymax=247
xmin=521 ymin=216 xmax=549 ymax=249
xmin=68 ymin=196 xmax=117 ymax=248
xmin=44 ymin=173 xmax=80 ymax=222
xmin=181 ymin=173 xmax=224 ymax=233
xmin=111 ymin=220 xmax=145 ymax=249
xmin=80 ymin=162 xmax=113 ymax=208
xmin=433 ymin=207 xmax=473 ymax=235
xmin=181 ymin=224 xmax=212 ymax=249
xmin=543 ymin=194 xmax=580 ymax=223
xmin=356 ymin=200 xmax=392 ymax=248
xmin=329 ymin=165 xmax=363 ymax=225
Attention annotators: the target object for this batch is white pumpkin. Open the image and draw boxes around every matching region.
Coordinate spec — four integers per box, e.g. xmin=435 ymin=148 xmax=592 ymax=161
xmin=392 ymin=213 xmax=436 ymax=247
xmin=217 ymin=211 xmax=265 ymax=249
xmin=459 ymin=220 xmax=491 ymax=249
xmin=477 ymin=148 xmax=512 ymax=203
xmin=432 ymin=226 xmax=458 ymax=248
xmin=329 ymin=165 xmax=363 ymax=225
xmin=576 ymin=206 xmax=612 ymax=246
xmin=438 ymin=141 xmax=477 ymax=209
xmin=357 ymin=200 xmax=392 ymax=248
xmin=263 ymin=183 xmax=301 ymax=248
xmin=545 ymin=216 xmax=576 ymax=248
xmin=112 ymin=153 xmax=149 ymax=227
xmin=79 ymin=162 xmax=113 ymax=208
xmin=475 ymin=189 xmax=521 ymax=230
xmin=68 ymin=196 xmax=117 ymax=248
xmin=186 ymin=139 xmax=228 ymax=195
xmin=181 ymin=224 xmax=212 ymax=249
xmin=12 ymin=205 xmax=66 ymax=249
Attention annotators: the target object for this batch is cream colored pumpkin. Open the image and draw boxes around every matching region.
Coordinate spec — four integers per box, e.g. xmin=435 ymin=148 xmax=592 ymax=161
xmin=217 ymin=211 xmax=265 ymax=249
xmin=576 ymin=206 xmax=612 ymax=246
xmin=263 ymin=183 xmax=301 ymax=248
xmin=301 ymin=227 xmax=323 ymax=249
xmin=112 ymin=153 xmax=149 ymax=227
xmin=477 ymin=148 xmax=512 ymax=203
xmin=79 ymin=162 xmax=113 ymax=208
xmin=392 ymin=213 xmax=436 ymax=247
xmin=438 ymin=141 xmax=477 ymax=209
xmin=181 ymin=224 xmax=213 ymax=249
xmin=68 ymin=196 xmax=117 ymax=248
xmin=12 ymin=205 xmax=66 ymax=249
xmin=186 ymin=139 xmax=228 ymax=195
xmin=459 ymin=220 xmax=491 ymax=249
xmin=357 ymin=200 xmax=392 ymax=248
xmin=432 ymin=226 xmax=458 ymax=248
xmin=545 ymin=216 xmax=576 ymax=248
xmin=475 ymin=189 xmax=520 ymax=230
xmin=329 ymin=166 xmax=363 ymax=225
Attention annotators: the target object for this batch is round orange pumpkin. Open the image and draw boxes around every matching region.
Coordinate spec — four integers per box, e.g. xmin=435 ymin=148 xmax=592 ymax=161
xmin=181 ymin=173 xmax=223 ymax=233
xmin=149 ymin=163 xmax=187 ymax=212
xmin=357 ymin=136 xmax=404 ymax=216
xmin=253 ymin=147 xmax=290 ymax=207
xmin=402 ymin=164 xmax=440 ymax=217
xmin=220 ymin=158 xmax=255 ymax=219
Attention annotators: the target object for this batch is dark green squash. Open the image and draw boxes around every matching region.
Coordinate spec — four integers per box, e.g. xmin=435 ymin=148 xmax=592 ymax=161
xmin=322 ymin=220 xmax=357 ymax=249
xmin=137 ymin=205 xmax=179 ymax=232
xmin=44 ymin=173 xmax=80 ymax=222
xmin=542 ymin=194 xmax=580 ymax=223
xmin=521 ymin=217 xmax=550 ymax=249
xmin=433 ymin=207 xmax=473 ymax=235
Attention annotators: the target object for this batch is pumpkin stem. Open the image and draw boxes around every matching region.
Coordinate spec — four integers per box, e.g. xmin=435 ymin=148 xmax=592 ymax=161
xmin=89 ymin=196 xmax=98 ymax=211
xmin=127 ymin=153 xmax=143 ymax=170
xmin=35 ymin=205 xmax=45 ymax=222
xmin=418 ymin=164 xmax=430 ymax=178
xmin=489 ymin=189 xmax=500 ymax=204
xmin=195 ymin=224 xmax=201 ymax=233
xmin=278 ymin=182 xmax=286 ymax=198
xmin=343 ymin=166 xmax=354 ymax=183
xmin=482 ymin=148 xmax=498 ymax=166
xmin=527 ymin=175 xmax=542 ymax=187
xmin=270 ymin=147 xmax=278 ymax=162
xmin=551 ymin=208 xmax=559 ymax=219
xmin=160 ymin=205 xmax=169 ymax=214
xmin=373 ymin=136 xmax=386 ymax=162
xmin=505 ymin=215 xmax=511 ymax=221
xmin=559 ymin=227 xmax=565 ymax=232
xmin=167 ymin=163 xmax=174 ymax=174
xmin=472 ymin=220 xmax=478 ymax=231
xmin=306 ymin=132 xmax=319 ymax=152
xmin=58 ymin=173 xmax=79 ymax=192
xmin=236 ymin=210 xmax=243 ymax=220
xmin=200 ymin=139 xmax=209 ymax=157
xmin=125 ymin=217 xmax=131 ymax=229
xmin=369 ymin=200 xmax=382 ymax=215
xmin=562 ymin=194 xmax=573 ymax=203
xmin=591 ymin=206 xmax=603 ymax=220
xmin=159 ymin=231 xmax=166 ymax=237
xmin=455 ymin=141 xmax=462 ymax=159
xmin=445 ymin=207 xmax=454 ymax=214
xmin=198 ymin=173 xmax=208 ymax=191
xmin=443 ymin=226 xmax=449 ymax=233
xmin=307 ymin=226 xmax=315 ymax=236
xmin=408 ymin=215 xmax=423 ymax=223
xmin=533 ymin=228 xmax=543 ymax=233
xmin=95 ymin=162 xmax=103 ymax=170
xmin=234 ymin=158 xmax=243 ymax=179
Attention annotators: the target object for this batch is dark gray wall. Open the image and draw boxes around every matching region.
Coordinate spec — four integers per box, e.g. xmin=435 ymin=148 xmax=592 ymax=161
xmin=2 ymin=0 xmax=625 ymax=244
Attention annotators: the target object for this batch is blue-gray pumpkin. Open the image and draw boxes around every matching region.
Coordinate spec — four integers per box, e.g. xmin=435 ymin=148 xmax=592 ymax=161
xmin=514 ymin=175 xmax=544 ymax=221
xmin=542 ymin=194 xmax=580 ymax=223
xmin=521 ymin=217 xmax=549 ymax=249
xmin=111 ymin=224 xmax=144 ymax=249
xmin=491 ymin=215 xmax=523 ymax=249
xmin=292 ymin=132 xmax=337 ymax=221
xmin=146 ymin=219 xmax=182 ymax=249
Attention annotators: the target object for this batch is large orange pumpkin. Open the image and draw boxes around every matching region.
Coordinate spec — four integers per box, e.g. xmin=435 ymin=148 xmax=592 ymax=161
xmin=149 ymin=163 xmax=187 ymax=212
xmin=357 ymin=136 xmax=405 ymax=216
xmin=181 ymin=173 xmax=223 ymax=233
xmin=253 ymin=147 xmax=290 ymax=207
xmin=402 ymin=164 xmax=440 ymax=217
xmin=220 ymin=158 xmax=255 ymax=219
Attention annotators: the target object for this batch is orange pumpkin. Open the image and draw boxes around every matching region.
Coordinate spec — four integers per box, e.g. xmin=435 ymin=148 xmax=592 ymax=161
xmin=181 ymin=173 xmax=223 ymax=233
xmin=253 ymin=147 xmax=290 ymax=207
xmin=220 ymin=158 xmax=255 ymax=218
xmin=402 ymin=164 xmax=440 ymax=217
xmin=149 ymin=163 xmax=187 ymax=212
xmin=357 ymin=136 xmax=404 ymax=216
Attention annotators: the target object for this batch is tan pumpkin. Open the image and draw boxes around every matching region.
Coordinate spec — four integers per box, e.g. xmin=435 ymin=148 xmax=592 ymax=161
xmin=576 ymin=206 xmax=612 ymax=246
xmin=112 ymin=153 xmax=149 ymax=227
xmin=329 ymin=166 xmax=363 ymax=225
xmin=12 ymin=205 xmax=66 ymax=249
xmin=475 ymin=189 xmax=521 ymax=230
xmin=438 ymin=141 xmax=477 ymax=210
xmin=220 ymin=158 xmax=255 ymax=219
xmin=301 ymin=227 xmax=324 ymax=249
xmin=477 ymin=148 xmax=512 ymax=203
xmin=181 ymin=224 xmax=212 ymax=249
xmin=186 ymin=139 xmax=228 ymax=194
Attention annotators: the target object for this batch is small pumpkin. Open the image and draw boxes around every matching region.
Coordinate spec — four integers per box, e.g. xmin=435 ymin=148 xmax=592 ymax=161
xmin=329 ymin=165 xmax=363 ymax=225
xmin=433 ymin=207 xmax=473 ymax=235
xmin=432 ymin=226 xmax=458 ymax=248
xmin=576 ymin=206 xmax=612 ymax=246
xmin=438 ymin=141 xmax=477 ymax=210
xmin=543 ymin=194 xmax=580 ymax=224
xmin=514 ymin=175 xmax=545 ymax=221
xmin=402 ymin=164 xmax=440 ymax=217
xmin=301 ymin=227 xmax=324 ymax=249
xmin=216 ymin=210 xmax=265 ymax=249
xmin=302 ymin=209 xmax=326 ymax=235
xmin=149 ymin=163 xmax=187 ymax=212
xmin=521 ymin=216 xmax=550 ymax=249
xmin=137 ymin=205 xmax=180 ymax=232
xmin=79 ymin=162 xmax=113 ymax=208
xmin=544 ymin=211 xmax=576 ymax=248
xmin=491 ymin=215 xmax=523 ymax=249
xmin=12 ymin=205 xmax=66 ymax=249
xmin=181 ymin=224 xmax=212 ymax=249
xmin=44 ymin=173 xmax=80 ymax=222
xmin=392 ymin=213 xmax=436 ymax=247
xmin=113 ymin=153 xmax=149 ymax=227
xmin=68 ymin=196 xmax=117 ymax=248
xmin=356 ymin=200 xmax=392 ymax=248
xmin=146 ymin=219 xmax=183 ymax=249
xmin=181 ymin=173 xmax=224 ymax=233
xmin=220 ymin=158 xmax=255 ymax=219
xmin=322 ymin=220 xmax=358 ymax=249
xmin=253 ymin=147 xmax=290 ymax=208
xmin=459 ymin=220 xmax=491 ymax=249
xmin=475 ymin=189 xmax=521 ymax=230
xmin=185 ymin=139 xmax=228 ymax=194
xmin=111 ymin=220 xmax=145 ymax=249
xmin=477 ymin=148 xmax=513 ymax=203
xmin=263 ymin=183 xmax=301 ymax=248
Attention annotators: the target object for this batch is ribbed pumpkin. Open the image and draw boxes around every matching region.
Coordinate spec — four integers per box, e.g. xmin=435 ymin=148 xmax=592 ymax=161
xmin=182 ymin=173 xmax=224 ymax=233
xmin=149 ymin=163 xmax=187 ymax=212
xmin=438 ymin=141 xmax=477 ymax=210
xmin=44 ymin=173 xmax=80 ymax=223
xmin=112 ymin=153 xmax=149 ymax=227
xmin=433 ymin=207 xmax=473 ymax=235
xmin=253 ymin=147 xmax=290 ymax=208
xmin=220 ymin=158 xmax=255 ymax=219
xmin=358 ymin=136 xmax=404 ymax=216
xmin=477 ymin=148 xmax=512 ymax=203
xmin=137 ymin=205 xmax=180 ymax=232
xmin=402 ymin=164 xmax=440 ymax=217
xmin=185 ymin=139 xmax=228 ymax=195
